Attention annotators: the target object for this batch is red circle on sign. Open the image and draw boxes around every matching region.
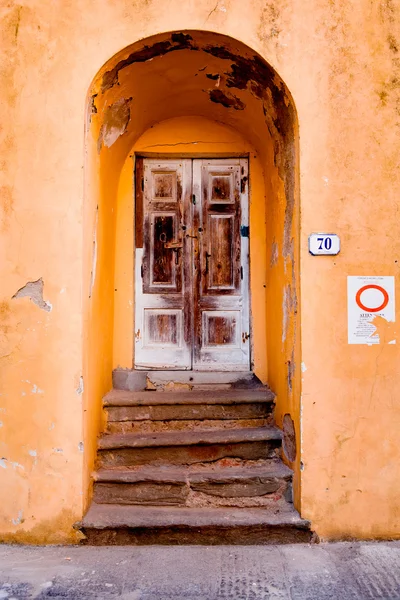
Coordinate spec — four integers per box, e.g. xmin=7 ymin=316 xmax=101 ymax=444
xmin=355 ymin=284 xmax=389 ymax=312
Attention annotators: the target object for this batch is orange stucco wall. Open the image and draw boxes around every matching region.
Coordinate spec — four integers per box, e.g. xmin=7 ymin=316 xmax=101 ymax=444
xmin=1 ymin=0 xmax=399 ymax=543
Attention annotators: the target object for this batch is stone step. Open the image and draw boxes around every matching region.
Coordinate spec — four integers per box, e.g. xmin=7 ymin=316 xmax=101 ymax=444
xmin=97 ymin=427 xmax=282 ymax=468
xmin=94 ymin=461 xmax=292 ymax=483
xmin=99 ymin=427 xmax=281 ymax=449
xmin=147 ymin=371 xmax=260 ymax=386
xmin=93 ymin=462 xmax=293 ymax=506
xmin=103 ymin=389 xmax=275 ymax=407
xmin=80 ymin=504 xmax=312 ymax=545
xmin=106 ymin=417 xmax=271 ymax=434
xmin=113 ymin=369 xmax=263 ymax=392
xmin=106 ymin=402 xmax=273 ymax=424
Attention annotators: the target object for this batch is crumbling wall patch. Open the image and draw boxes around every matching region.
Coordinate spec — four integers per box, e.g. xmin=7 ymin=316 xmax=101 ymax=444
xmin=208 ymin=89 xmax=245 ymax=110
xmin=282 ymin=413 xmax=296 ymax=462
xmin=101 ymin=33 xmax=194 ymax=92
xmin=12 ymin=278 xmax=52 ymax=312
xmin=97 ymin=98 xmax=132 ymax=152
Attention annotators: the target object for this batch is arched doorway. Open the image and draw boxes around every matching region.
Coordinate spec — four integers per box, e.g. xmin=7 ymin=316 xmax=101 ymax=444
xmin=83 ymin=30 xmax=301 ymax=512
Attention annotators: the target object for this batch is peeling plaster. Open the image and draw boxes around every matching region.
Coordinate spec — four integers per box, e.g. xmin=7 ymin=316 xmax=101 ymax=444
xmin=11 ymin=510 xmax=24 ymax=525
xmin=89 ymin=206 xmax=98 ymax=299
xmin=12 ymin=278 xmax=52 ymax=312
xmin=282 ymin=413 xmax=296 ymax=463
xmin=301 ymin=362 xmax=307 ymax=372
xmin=78 ymin=442 xmax=84 ymax=452
xmin=11 ymin=461 xmax=24 ymax=470
xmin=31 ymin=384 xmax=44 ymax=394
xmin=287 ymin=351 xmax=295 ymax=392
xmin=101 ymin=33 xmax=194 ymax=92
xmin=282 ymin=280 xmax=297 ymax=346
xmin=29 ymin=449 xmax=38 ymax=465
xmin=75 ymin=376 xmax=84 ymax=395
xmin=0 ymin=459 xmax=24 ymax=470
xmin=282 ymin=284 xmax=291 ymax=343
xmin=208 ymin=89 xmax=245 ymax=109
xmin=97 ymin=98 xmax=132 ymax=152
xmin=270 ymin=240 xmax=279 ymax=267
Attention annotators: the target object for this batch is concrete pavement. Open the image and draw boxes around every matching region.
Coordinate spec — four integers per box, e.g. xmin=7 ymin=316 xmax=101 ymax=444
xmin=0 ymin=542 xmax=399 ymax=599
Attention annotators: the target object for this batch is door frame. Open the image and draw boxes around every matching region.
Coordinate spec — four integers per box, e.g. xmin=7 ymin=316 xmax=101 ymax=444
xmin=133 ymin=152 xmax=253 ymax=371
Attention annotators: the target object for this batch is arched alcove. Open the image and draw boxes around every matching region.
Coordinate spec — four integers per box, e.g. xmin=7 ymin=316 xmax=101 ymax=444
xmin=83 ymin=30 xmax=301 ymax=509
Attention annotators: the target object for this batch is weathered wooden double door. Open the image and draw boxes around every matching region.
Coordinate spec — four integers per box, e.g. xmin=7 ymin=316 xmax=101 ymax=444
xmin=134 ymin=158 xmax=250 ymax=371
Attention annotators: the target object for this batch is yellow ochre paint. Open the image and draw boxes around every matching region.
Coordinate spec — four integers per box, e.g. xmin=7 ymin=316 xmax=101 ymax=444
xmin=0 ymin=1 xmax=398 ymax=544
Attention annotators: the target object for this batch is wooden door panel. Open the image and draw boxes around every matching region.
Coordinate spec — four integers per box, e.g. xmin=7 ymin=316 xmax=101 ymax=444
xmin=206 ymin=214 xmax=236 ymax=291
xmin=144 ymin=309 xmax=183 ymax=347
xmin=202 ymin=311 xmax=241 ymax=348
xmin=135 ymin=159 xmax=192 ymax=370
xmin=208 ymin=172 xmax=235 ymax=203
xmin=144 ymin=211 xmax=181 ymax=293
xmin=151 ymin=170 xmax=178 ymax=200
xmin=202 ymin=165 xmax=241 ymax=297
xmin=193 ymin=159 xmax=250 ymax=371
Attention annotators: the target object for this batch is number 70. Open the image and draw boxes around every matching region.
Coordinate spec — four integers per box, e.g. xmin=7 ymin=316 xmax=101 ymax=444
xmin=318 ymin=237 xmax=332 ymax=250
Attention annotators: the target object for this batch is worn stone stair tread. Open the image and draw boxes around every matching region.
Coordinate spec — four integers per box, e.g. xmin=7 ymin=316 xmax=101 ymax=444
xmin=82 ymin=503 xmax=310 ymax=529
xmin=94 ymin=461 xmax=292 ymax=484
xmin=145 ymin=371 xmax=258 ymax=384
xmin=104 ymin=389 xmax=275 ymax=407
xmin=98 ymin=426 xmax=282 ymax=450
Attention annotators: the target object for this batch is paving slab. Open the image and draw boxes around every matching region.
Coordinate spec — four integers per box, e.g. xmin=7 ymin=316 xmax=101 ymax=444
xmin=0 ymin=542 xmax=399 ymax=599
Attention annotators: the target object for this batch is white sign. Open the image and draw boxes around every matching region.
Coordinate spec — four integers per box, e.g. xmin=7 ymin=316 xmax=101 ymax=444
xmin=309 ymin=233 xmax=340 ymax=255
xmin=348 ymin=276 xmax=395 ymax=345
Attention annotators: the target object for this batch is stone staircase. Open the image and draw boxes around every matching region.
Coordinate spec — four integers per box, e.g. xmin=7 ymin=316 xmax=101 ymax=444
xmin=80 ymin=373 xmax=311 ymax=544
